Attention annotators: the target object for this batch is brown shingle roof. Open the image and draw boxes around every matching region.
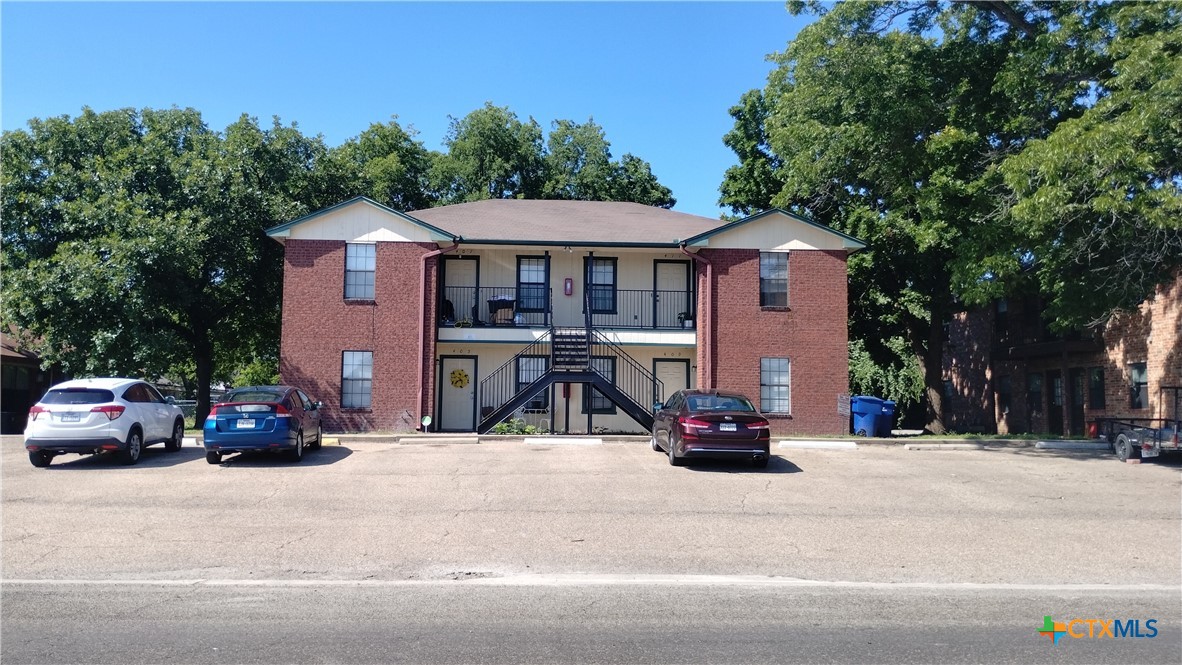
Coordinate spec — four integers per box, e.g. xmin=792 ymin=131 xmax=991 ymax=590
xmin=407 ymin=199 xmax=726 ymax=245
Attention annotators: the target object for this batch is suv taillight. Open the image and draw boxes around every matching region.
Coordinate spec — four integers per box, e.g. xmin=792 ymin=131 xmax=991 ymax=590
xmin=91 ymin=405 xmax=126 ymax=421
xmin=28 ymin=405 xmax=47 ymax=421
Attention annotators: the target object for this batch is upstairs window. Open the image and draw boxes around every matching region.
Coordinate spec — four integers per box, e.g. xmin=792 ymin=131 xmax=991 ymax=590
xmin=345 ymin=243 xmax=376 ymax=300
xmin=517 ymin=256 xmax=548 ymax=313
xmin=585 ymin=257 xmax=617 ymax=314
xmin=995 ymin=299 xmax=1008 ymax=338
xmin=1128 ymin=362 xmax=1148 ymax=409
xmin=759 ymin=252 xmax=788 ymax=307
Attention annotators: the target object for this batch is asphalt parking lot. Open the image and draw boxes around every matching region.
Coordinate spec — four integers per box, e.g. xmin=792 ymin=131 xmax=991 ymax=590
xmin=3 ymin=434 xmax=1179 ymax=587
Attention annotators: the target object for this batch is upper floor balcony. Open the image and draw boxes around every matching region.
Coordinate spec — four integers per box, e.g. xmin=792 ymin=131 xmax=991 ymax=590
xmin=440 ymin=285 xmax=696 ymax=330
xmin=436 ymin=248 xmax=698 ymax=345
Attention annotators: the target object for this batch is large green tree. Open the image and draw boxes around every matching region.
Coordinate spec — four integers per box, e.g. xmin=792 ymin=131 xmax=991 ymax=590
xmin=721 ymin=1 xmax=1181 ymax=431
xmin=429 ymin=103 xmax=674 ymax=208
xmin=329 ymin=117 xmax=437 ymax=211
xmin=1 ymin=108 xmax=335 ymax=422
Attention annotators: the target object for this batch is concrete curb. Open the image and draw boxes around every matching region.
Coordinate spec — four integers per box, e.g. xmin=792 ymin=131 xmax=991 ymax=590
xmin=1034 ymin=440 xmax=1111 ymax=450
xmin=523 ymin=437 xmax=604 ymax=445
xmin=777 ymin=440 xmax=857 ymax=450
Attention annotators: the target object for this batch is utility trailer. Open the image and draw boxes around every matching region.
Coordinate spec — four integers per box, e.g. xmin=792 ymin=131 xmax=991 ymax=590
xmin=1097 ymin=386 xmax=1182 ymax=462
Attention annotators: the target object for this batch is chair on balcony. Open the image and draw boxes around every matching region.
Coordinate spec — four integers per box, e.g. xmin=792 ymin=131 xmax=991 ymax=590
xmin=440 ymin=299 xmax=455 ymax=325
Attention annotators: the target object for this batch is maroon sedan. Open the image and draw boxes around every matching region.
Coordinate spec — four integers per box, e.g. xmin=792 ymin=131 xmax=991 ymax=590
xmin=651 ymin=389 xmax=772 ymax=468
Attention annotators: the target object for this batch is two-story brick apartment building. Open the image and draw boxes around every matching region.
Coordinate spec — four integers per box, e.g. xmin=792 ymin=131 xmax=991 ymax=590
xmin=267 ymin=197 xmax=864 ymax=435
xmin=942 ymin=271 xmax=1181 ymax=436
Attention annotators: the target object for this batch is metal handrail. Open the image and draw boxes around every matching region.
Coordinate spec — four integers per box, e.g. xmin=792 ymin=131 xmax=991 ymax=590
xmin=589 ymin=329 xmax=665 ymax=410
xmin=477 ymin=330 xmax=553 ymax=419
xmin=441 ymin=286 xmax=551 ymax=327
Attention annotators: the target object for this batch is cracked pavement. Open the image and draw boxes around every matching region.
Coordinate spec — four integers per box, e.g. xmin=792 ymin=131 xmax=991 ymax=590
xmin=1 ymin=436 xmax=1179 ymax=586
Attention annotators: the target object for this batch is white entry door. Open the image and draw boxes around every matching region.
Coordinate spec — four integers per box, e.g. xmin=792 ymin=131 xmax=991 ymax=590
xmin=655 ymin=261 xmax=691 ymax=328
xmin=443 ymin=258 xmax=478 ymax=324
xmin=440 ymin=357 xmax=476 ymax=431
xmin=653 ymin=359 xmax=690 ymax=404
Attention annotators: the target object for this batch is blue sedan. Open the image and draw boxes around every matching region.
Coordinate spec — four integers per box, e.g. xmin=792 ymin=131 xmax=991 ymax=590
xmin=203 ymin=386 xmax=323 ymax=464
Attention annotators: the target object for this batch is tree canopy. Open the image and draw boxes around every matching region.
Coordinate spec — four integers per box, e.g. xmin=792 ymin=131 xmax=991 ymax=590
xmin=1 ymin=103 xmax=675 ymax=419
xmin=720 ymin=0 xmax=1182 ymax=431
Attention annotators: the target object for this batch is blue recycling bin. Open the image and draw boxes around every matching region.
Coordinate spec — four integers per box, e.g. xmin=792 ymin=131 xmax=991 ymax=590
xmin=876 ymin=400 xmax=896 ymax=437
xmin=851 ymin=395 xmax=884 ymax=437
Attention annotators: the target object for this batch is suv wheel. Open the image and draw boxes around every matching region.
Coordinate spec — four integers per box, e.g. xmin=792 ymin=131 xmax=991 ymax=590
xmin=118 ymin=429 xmax=143 ymax=465
xmin=29 ymin=451 xmax=53 ymax=468
xmin=205 ymin=451 xmax=222 ymax=465
xmin=165 ymin=419 xmax=185 ymax=452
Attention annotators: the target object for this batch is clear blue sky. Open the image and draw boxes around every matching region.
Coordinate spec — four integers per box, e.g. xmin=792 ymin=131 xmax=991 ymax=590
xmin=1 ymin=1 xmax=812 ymax=219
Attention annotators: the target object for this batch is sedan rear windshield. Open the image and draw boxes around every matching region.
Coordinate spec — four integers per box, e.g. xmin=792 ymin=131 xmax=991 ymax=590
xmin=687 ymin=395 xmax=756 ymax=412
xmin=40 ymin=388 xmax=116 ymax=405
xmin=224 ymin=391 xmax=284 ymax=403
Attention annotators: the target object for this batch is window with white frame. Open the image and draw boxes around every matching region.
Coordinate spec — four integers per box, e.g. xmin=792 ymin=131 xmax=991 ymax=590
xmin=516 ymin=355 xmax=549 ymax=411
xmin=345 ymin=243 xmax=376 ymax=300
xmin=760 ymin=357 xmax=790 ymax=413
xmin=584 ymin=356 xmax=616 ymax=414
xmin=342 ymin=351 xmax=373 ymax=409
xmin=759 ymin=252 xmax=788 ymax=307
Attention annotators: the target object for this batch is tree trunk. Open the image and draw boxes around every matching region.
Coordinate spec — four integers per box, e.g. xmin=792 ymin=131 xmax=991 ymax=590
xmin=911 ymin=308 xmax=947 ymax=434
xmin=194 ymin=339 xmax=214 ymax=424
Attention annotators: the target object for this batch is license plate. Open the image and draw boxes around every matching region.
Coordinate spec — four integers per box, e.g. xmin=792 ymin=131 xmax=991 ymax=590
xmin=236 ymin=419 xmax=256 ymax=429
xmin=719 ymin=423 xmax=737 ymax=432
xmin=60 ymin=412 xmax=81 ymax=423
xmin=1141 ymin=443 xmax=1160 ymax=458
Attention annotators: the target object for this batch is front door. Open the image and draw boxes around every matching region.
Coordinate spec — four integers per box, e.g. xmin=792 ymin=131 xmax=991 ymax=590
xmin=653 ymin=359 xmax=690 ymax=406
xmin=1047 ymin=370 xmax=1064 ymax=435
xmin=442 ymin=257 xmax=478 ymax=325
xmin=1069 ymin=368 xmax=1086 ymax=436
xmin=439 ymin=357 xmax=476 ymax=431
xmin=654 ymin=261 xmax=691 ymax=329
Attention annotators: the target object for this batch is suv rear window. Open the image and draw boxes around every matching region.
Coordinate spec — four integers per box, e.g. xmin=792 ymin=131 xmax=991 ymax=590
xmin=41 ymin=388 xmax=115 ymax=405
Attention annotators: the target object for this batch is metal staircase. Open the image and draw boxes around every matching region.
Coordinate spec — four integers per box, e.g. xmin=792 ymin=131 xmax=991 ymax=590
xmin=475 ymin=327 xmax=662 ymax=434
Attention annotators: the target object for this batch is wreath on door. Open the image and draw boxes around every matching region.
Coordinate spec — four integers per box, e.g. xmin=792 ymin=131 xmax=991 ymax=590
xmin=450 ymin=368 xmax=470 ymax=389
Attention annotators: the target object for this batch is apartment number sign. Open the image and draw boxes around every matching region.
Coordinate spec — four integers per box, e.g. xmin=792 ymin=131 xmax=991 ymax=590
xmin=450 ymin=369 xmax=470 ymax=389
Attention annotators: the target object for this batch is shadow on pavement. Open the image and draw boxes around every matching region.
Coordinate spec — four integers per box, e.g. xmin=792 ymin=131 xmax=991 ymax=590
xmin=975 ymin=446 xmax=1182 ymax=470
xmin=40 ymin=445 xmax=206 ymax=470
xmin=214 ymin=445 xmax=353 ymax=468
xmin=684 ymin=455 xmax=802 ymax=474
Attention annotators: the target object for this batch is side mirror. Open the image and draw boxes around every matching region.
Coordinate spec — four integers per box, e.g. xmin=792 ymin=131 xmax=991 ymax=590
xmin=165 ymin=396 xmax=176 ymax=405
xmin=314 ymin=401 xmax=324 ymax=410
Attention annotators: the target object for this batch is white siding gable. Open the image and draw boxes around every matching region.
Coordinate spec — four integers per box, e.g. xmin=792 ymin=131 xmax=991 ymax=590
xmin=282 ymin=201 xmax=441 ymax=243
xmin=701 ymin=211 xmax=859 ymax=251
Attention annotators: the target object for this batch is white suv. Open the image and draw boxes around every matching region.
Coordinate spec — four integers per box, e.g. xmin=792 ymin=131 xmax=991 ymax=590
xmin=23 ymin=378 xmax=187 ymax=467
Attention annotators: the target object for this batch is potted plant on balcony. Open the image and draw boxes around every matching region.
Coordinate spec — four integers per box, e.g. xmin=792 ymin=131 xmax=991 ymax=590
xmin=677 ymin=311 xmax=694 ymax=329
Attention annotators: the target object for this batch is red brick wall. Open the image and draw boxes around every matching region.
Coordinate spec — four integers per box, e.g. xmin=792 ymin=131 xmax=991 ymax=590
xmin=700 ymin=249 xmax=851 ymax=436
xmin=279 ymin=239 xmax=440 ymax=432
xmin=944 ymin=272 xmax=1182 ymax=435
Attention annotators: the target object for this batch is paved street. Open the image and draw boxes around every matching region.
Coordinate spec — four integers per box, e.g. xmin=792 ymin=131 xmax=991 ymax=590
xmin=3 ymin=435 xmax=1180 ymax=663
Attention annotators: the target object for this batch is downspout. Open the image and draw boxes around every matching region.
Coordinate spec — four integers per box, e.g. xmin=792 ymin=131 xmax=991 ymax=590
xmin=680 ymin=243 xmax=712 ymax=390
xmin=418 ymin=239 xmax=460 ymax=430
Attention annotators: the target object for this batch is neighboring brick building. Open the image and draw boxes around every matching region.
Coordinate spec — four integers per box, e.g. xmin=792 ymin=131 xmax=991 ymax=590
xmin=942 ymin=272 xmax=1182 ymax=436
xmin=268 ymin=198 xmax=864 ymax=435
